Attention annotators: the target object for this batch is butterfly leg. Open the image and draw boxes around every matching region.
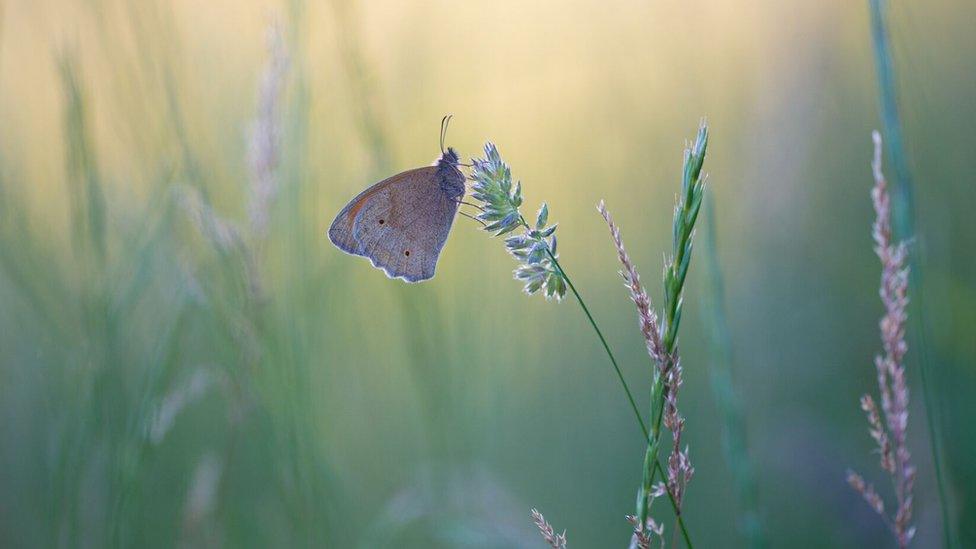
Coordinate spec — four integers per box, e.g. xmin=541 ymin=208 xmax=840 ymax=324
xmin=457 ymin=210 xmax=487 ymax=227
xmin=450 ymin=196 xmax=484 ymax=210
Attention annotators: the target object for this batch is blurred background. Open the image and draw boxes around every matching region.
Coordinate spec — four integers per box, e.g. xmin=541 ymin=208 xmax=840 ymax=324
xmin=0 ymin=0 xmax=973 ymax=547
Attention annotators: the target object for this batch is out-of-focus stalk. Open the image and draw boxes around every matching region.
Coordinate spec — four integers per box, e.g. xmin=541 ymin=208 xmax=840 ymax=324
xmin=703 ymin=200 xmax=766 ymax=549
xmin=847 ymin=131 xmax=917 ymax=549
xmin=867 ymin=2 xmax=952 ymax=545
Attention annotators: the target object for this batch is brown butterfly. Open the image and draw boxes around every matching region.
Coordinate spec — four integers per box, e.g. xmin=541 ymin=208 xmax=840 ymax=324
xmin=328 ymin=117 xmax=466 ymax=282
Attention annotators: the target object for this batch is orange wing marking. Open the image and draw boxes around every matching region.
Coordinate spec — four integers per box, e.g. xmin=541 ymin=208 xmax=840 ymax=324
xmin=345 ymin=167 xmax=429 ymax=229
xmin=347 ymin=184 xmax=385 ymax=228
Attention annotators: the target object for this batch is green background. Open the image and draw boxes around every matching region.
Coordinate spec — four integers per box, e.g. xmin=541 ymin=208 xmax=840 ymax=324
xmin=0 ymin=0 xmax=973 ymax=547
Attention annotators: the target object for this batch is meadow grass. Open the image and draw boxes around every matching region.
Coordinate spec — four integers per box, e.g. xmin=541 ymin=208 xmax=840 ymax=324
xmin=868 ymin=1 xmax=952 ymax=545
xmin=0 ymin=1 xmax=970 ymax=547
xmin=471 ymin=123 xmax=709 ymax=547
xmin=0 ymin=13 xmax=344 ymax=547
xmin=702 ymin=200 xmax=766 ymax=549
xmin=846 ymin=131 xmax=916 ymax=549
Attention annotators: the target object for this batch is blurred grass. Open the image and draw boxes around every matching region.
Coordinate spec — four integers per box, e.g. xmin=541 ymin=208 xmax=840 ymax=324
xmin=702 ymin=200 xmax=765 ymax=549
xmin=868 ymin=0 xmax=952 ymax=544
xmin=0 ymin=0 xmax=974 ymax=547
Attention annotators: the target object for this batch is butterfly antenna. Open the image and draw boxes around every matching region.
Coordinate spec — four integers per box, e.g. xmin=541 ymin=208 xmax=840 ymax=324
xmin=440 ymin=114 xmax=453 ymax=154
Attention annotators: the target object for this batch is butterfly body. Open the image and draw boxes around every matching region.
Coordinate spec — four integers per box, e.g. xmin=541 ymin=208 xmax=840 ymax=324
xmin=328 ymin=148 xmax=465 ymax=282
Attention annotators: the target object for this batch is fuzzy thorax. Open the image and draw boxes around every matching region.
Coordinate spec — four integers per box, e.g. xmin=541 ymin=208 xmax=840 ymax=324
xmin=436 ymin=147 xmax=465 ymax=200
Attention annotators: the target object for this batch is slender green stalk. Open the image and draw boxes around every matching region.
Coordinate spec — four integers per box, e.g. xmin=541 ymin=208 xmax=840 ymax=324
xmin=703 ymin=200 xmax=766 ymax=548
xmin=867 ymin=2 xmax=953 ymax=546
xmin=516 ymin=205 xmax=696 ymax=545
xmin=642 ymin=371 xmax=667 ymax=520
xmin=542 ymin=245 xmax=647 ymax=438
xmin=542 ymin=243 xmax=693 ymax=549
xmin=637 ymin=122 xmax=708 ymax=549
xmin=472 ymin=142 xmax=694 ymax=547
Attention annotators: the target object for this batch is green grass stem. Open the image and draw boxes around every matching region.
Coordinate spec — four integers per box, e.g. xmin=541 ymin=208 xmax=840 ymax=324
xmin=703 ymin=200 xmax=766 ymax=548
xmin=638 ymin=122 xmax=708 ymax=548
xmin=540 ymin=242 xmax=694 ymax=549
xmin=867 ymin=1 xmax=953 ymax=545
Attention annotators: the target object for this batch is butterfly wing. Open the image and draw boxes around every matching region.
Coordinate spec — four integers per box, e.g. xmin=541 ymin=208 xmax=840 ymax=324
xmin=328 ymin=168 xmax=428 ymax=255
xmin=328 ymin=166 xmax=460 ymax=282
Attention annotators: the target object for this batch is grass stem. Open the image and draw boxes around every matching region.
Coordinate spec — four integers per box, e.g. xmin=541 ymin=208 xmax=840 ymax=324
xmin=634 ymin=121 xmax=708 ymax=546
xmin=867 ymin=1 xmax=953 ymax=545
xmin=542 ymin=242 xmax=694 ymax=549
xmin=545 ymin=247 xmax=647 ymax=438
xmin=477 ymin=144 xmax=696 ymax=548
xmin=703 ymin=200 xmax=766 ymax=548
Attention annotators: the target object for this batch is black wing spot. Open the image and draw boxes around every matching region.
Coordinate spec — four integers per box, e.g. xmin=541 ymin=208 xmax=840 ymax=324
xmin=404 ymin=250 xmax=410 ymax=256
xmin=379 ymin=219 xmax=385 ymax=225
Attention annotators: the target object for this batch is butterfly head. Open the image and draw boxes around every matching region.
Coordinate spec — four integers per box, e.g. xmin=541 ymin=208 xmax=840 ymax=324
xmin=438 ymin=147 xmax=460 ymax=167
xmin=436 ymin=147 xmax=465 ymax=199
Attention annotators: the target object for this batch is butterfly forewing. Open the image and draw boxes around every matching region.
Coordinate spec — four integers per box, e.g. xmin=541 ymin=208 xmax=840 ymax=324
xmin=328 ymin=166 xmax=460 ymax=282
xmin=329 ymin=168 xmax=425 ymax=254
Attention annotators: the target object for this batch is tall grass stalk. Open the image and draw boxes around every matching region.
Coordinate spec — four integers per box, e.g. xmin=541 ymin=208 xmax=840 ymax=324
xmin=246 ymin=16 xmax=354 ymax=544
xmin=59 ymin=53 xmax=121 ymax=545
xmin=625 ymin=121 xmax=708 ymax=548
xmin=599 ymin=202 xmax=687 ymax=549
xmin=867 ymin=1 xmax=952 ymax=545
xmin=546 ymin=239 xmax=693 ymax=549
xmin=702 ymin=201 xmax=766 ymax=548
xmin=847 ymin=131 xmax=917 ymax=549
xmin=247 ymin=19 xmax=289 ymax=240
xmin=470 ymin=140 xmax=698 ymax=548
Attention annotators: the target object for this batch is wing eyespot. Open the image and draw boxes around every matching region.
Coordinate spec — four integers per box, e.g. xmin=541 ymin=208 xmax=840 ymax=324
xmin=404 ymin=250 xmax=410 ymax=256
xmin=379 ymin=219 xmax=385 ymax=225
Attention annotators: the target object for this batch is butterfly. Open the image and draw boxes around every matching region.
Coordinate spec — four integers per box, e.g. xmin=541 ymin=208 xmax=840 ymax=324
xmin=328 ymin=116 xmax=466 ymax=282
